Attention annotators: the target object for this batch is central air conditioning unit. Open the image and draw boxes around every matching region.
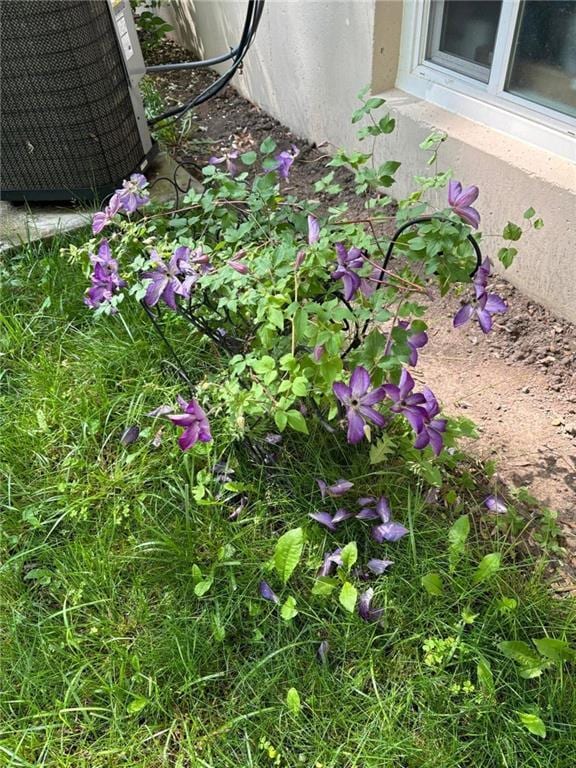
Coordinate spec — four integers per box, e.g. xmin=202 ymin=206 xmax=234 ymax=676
xmin=0 ymin=0 xmax=156 ymax=202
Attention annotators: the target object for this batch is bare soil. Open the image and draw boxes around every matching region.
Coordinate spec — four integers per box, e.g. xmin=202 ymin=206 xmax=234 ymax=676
xmin=147 ymin=39 xmax=576 ymax=579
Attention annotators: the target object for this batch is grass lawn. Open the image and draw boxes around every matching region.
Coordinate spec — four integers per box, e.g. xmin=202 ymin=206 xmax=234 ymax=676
xmin=1 ymin=236 xmax=575 ymax=767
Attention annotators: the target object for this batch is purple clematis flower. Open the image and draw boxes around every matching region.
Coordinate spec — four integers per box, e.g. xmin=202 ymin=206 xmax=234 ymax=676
xmin=259 ymin=580 xmax=279 ymax=604
xmin=386 ymin=321 xmax=429 ymax=366
xmin=84 ymin=240 xmax=125 ymax=312
xmin=383 ymin=368 xmax=429 ymax=435
xmin=331 ymin=243 xmax=365 ymax=301
xmin=368 ymin=498 xmax=409 ymax=543
xmin=275 ymin=145 xmax=299 ymax=180
xmin=142 ymin=246 xmax=199 ymax=310
xmin=166 ymin=395 xmax=212 ymax=451
xmin=117 ymin=173 xmax=149 ymax=213
xmin=413 ymin=387 xmax=447 ymax=456
xmin=358 ymin=588 xmax=384 ymax=623
xmin=227 ymin=258 xmax=249 ymax=274
xmin=333 ymin=366 xmax=387 ymax=444
xmin=316 ymin=478 xmax=354 ymax=498
xmin=366 ymin=558 xmax=394 ymax=575
xmin=454 ymin=258 xmax=507 ymax=334
xmin=484 ymin=494 xmax=507 ymax=514
xmin=92 ymin=192 xmax=121 ymax=235
xmin=210 ymin=148 xmax=240 ymax=177
xmin=309 ymin=508 xmax=353 ymax=531
xmin=318 ymin=548 xmax=343 ymax=577
xmin=448 ymin=180 xmax=480 ymax=229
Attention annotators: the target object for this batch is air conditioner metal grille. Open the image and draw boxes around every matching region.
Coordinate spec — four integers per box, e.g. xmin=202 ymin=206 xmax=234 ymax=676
xmin=0 ymin=0 xmax=153 ymax=201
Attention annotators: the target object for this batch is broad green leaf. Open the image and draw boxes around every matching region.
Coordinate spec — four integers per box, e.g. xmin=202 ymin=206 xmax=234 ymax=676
xmin=291 ymin=376 xmax=308 ymax=397
xmin=421 ymin=572 xmax=443 ymax=596
xmin=268 ymin=307 xmax=284 ymax=330
xmin=340 ymin=542 xmax=358 ymax=572
xmin=534 ymin=217 xmax=544 ymax=229
xmin=497 ymin=246 xmax=518 ymax=268
xmin=311 ymin=577 xmax=338 ymax=596
xmin=280 ymin=595 xmax=298 ymax=621
xmin=472 ymin=552 xmax=501 ymax=584
xmin=498 ymin=640 xmax=543 ymax=678
xmin=127 ymin=696 xmax=148 ymax=714
xmin=503 ymin=222 xmax=522 ymax=241
xmin=194 ymin=577 xmax=213 ymax=597
xmin=286 ymin=410 xmax=308 ymax=434
xmin=365 ymin=96 xmax=386 ymax=110
xmin=259 ymin=137 xmax=277 ymax=154
xmin=241 ymin=151 xmax=257 ymax=166
xmin=523 ymin=206 xmax=535 ymax=219
xmin=339 ymin=581 xmax=358 ymax=613
xmin=274 ymin=410 xmax=288 ymax=432
xmin=274 ymin=527 xmax=304 ymax=583
xmin=532 ymin=638 xmax=575 ymax=662
xmin=518 ymin=712 xmax=546 ymax=738
xmin=286 ymin=687 xmax=301 ymax=715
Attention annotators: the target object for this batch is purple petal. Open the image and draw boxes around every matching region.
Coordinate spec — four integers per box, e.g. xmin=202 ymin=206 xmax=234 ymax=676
xmin=358 ymin=588 xmax=374 ymax=620
xmin=382 ymin=383 xmax=400 ymax=402
xmin=350 ymin=366 xmax=371 ymax=399
xmin=376 ymin=497 xmax=391 ymax=523
xmin=120 ymin=425 xmax=140 ymax=446
xmin=448 ymin=180 xmax=462 ymax=207
xmin=326 ymin=479 xmax=354 ymax=497
xmin=457 ymin=206 xmax=481 ymax=229
xmin=228 ymin=259 xmax=249 ymax=274
xmin=316 ymin=479 xmax=328 ymax=499
xmin=366 ymin=558 xmax=393 ymax=575
xmin=358 ymin=497 xmax=376 ymax=507
xmin=308 ymin=215 xmax=320 ymax=245
xmin=398 ymin=368 xmax=415 ymax=399
xmin=259 ymin=580 xmax=280 ymax=603
xmin=317 ymin=640 xmax=329 ymax=664
xmin=144 ymin=276 xmax=167 ymax=308
xmin=453 ymin=303 xmax=474 ymax=328
xmin=477 ymin=308 xmax=493 ymax=334
xmin=484 ymin=294 xmax=507 ymax=314
xmin=484 ymin=494 xmax=507 ymax=514
xmin=358 ymin=404 xmax=386 ymax=428
xmin=309 ymin=512 xmax=338 ymax=531
xmin=332 ymin=381 xmax=351 ymax=405
xmin=455 ymin=185 xmax=479 ymax=207
xmin=340 ymin=272 xmax=360 ymax=301
xmin=403 ymin=407 xmax=426 ymax=435
xmin=346 ymin=410 xmax=366 ymax=444
xmin=356 ymin=507 xmax=380 ymax=520
xmin=409 ymin=331 xmax=428 ymax=349
xmin=332 ymin=508 xmax=352 ymax=524
xmin=373 ymin=521 xmax=408 ymax=543
xmin=179 ymin=423 xmax=199 ymax=451
xmin=360 ymin=385 xmax=387 ymax=407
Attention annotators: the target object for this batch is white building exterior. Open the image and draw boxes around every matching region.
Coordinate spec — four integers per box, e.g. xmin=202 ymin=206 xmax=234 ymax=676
xmin=163 ymin=0 xmax=576 ymax=322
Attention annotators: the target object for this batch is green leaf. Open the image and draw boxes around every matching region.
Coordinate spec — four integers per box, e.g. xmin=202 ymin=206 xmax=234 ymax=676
xmin=23 ymin=568 xmax=52 ymax=586
xmin=274 ymin=527 xmax=304 ymax=583
xmin=369 ymin=435 xmax=395 ymax=465
xmin=339 ymin=582 xmax=358 ymax=613
xmin=286 ymin=410 xmax=308 ymax=434
xmin=241 ymin=151 xmax=257 ymax=166
xmin=274 ymin=410 xmax=288 ymax=432
xmin=532 ymin=638 xmax=575 ymax=662
xmin=472 ymin=552 xmax=501 ymax=584
xmin=503 ymin=222 xmax=522 ymax=241
xmin=533 ymin=217 xmax=544 ymax=229
xmin=365 ymin=96 xmax=386 ymax=110
xmin=311 ymin=577 xmax=338 ymax=596
xmin=291 ymin=376 xmax=308 ymax=397
xmin=497 ymin=246 xmax=518 ymax=268
xmin=378 ymin=115 xmax=396 ymax=134
xmin=259 ymin=137 xmax=277 ymax=155
xmin=280 ymin=595 xmax=299 ymax=621
xmin=421 ymin=572 xmax=443 ymax=596
xmin=286 ymin=687 xmax=301 ymax=715
xmin=518 ymin=712 xmax=546 ymax=738
xmin=476 ymin=658 xmax=494 ymax=693
xmin=268 ymin=307 xmax=284 ymax=330
xmin=523 ymin=206 xmax=535 ymax=219
xmin=498 ymin=640 xmax=543 ymax=677
xmin=127 ymin=696 xmax=148 ymax=714
xmin=448 ymin=514 xmax=470 ymax=570
xmin=340 ymin=542 xmax=358 ymax=572
xmin=194 ymin=577 xmax=213 ymax=597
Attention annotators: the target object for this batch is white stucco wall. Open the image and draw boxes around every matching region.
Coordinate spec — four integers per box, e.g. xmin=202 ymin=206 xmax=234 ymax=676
xmin=162 ymin=0 xmax=576 ymax=323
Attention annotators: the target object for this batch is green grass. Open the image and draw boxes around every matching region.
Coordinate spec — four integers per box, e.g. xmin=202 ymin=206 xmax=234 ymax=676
xmin=1 ymin=237 xmax=575 ymax=767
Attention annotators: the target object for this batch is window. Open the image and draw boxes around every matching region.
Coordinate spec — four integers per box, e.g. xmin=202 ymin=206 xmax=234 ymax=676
xmin=397 ymin=0 xmax=576 ymax=160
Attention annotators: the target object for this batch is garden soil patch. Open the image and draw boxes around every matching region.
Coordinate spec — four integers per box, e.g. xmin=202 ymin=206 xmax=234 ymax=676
xmin=147 ymin=39 xmax=576 ymax=579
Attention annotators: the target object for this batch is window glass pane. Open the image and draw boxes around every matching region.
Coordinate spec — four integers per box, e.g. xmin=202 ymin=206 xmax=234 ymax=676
xmin=506 ymin=1 xmax=576 ymax=118
xmin=427 ymin=1 xmax=503 ymax=82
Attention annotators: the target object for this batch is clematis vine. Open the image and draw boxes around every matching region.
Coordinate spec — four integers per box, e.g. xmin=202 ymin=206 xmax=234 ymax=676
xmin=274 ymin=145 xmax=299 ymax=180
xmin=448 ymin=180 xmax=480 ymax=229
xmin=333 ymin=366 xmax=387 ymax=444
xmin=453 ymin=258 xmax=507 ymax=333
xmin=142 ymin=246 xmax=200 ymax=309
xmin=166 ymin=395 xmax=212 ymax=451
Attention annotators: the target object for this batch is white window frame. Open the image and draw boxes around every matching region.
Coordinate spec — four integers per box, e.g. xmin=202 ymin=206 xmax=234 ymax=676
xmin=396 ymin=0 xmax=576 ymax=162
